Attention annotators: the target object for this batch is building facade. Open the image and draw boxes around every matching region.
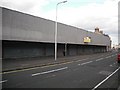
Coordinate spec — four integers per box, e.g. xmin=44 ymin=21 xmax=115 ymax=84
xmin=1 ymin=7 xmax=111 ymax=59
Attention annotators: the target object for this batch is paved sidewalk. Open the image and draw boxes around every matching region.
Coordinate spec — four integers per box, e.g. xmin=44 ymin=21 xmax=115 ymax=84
xmin=2 ymin=52 xmax=111 ymax=72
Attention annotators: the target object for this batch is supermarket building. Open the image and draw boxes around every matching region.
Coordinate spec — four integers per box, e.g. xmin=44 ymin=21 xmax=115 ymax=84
xmin=0 ymin=7 xmax=111 ymax=59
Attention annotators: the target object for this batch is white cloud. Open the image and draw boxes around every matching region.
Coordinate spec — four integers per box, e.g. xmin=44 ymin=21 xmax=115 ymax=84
xmin=1 ymin=0 xmax=49 ymax=16
xmin=43 ymin=0 xmax=118 ymax=45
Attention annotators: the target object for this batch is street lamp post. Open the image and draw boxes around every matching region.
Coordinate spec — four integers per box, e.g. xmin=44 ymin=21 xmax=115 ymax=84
xmin=55 ymin=0 xmax=67 ymax=61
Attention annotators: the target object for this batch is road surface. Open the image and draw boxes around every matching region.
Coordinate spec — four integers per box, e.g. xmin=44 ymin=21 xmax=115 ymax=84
xmin=1 ymin=51 xmax=120 ymax=89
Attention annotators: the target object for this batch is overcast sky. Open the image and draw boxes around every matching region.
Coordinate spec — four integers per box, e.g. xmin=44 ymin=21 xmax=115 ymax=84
xmin=1 ymin=0 xmax=119 ymax=46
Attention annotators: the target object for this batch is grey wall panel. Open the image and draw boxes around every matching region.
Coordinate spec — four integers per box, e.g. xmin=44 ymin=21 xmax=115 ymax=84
xmin=57 ymin=23 xmax=87 ymax=44
xmin=0 ymin=7 xmax=2 ymax=60
xmin=57 ymin=44 xmax=64 ymax=56
xmin=0 ymin=8 xmax=2 ymax=85
xmin=2 ymin=8 xmax=55 ymax=43
xmin=0 ymin=7 xmax=2 ymax=40
xmin=68 ymin=45 xmax=77 ymax=56
xmin=88 ymin=32 xmax=110 ymax=46
xmin=2 ymin=7 xmax=111 ymax=47
xmin=3 ymin=41 xmax=45 ymax=58
xmin=3 ymin=40 xmax=108 ymax=59
xmin=77 ymin=45 xmax=83 ymax=55
xmin=46 ymin=44 xmax=54 ymax=56
xmin=0 ymin=7 xmax=1 ymax=88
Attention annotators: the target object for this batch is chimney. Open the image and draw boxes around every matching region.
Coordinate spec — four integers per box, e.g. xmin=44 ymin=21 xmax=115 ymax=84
xmin=99 ymin=30 xmax=103 ymax=34
xmin=95 ymin=27 xmax=99 ymax=34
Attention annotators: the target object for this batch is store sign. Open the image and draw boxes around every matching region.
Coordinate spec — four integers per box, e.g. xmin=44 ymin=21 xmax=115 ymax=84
xmin=84 ymin=37 xmax=91 ymax=43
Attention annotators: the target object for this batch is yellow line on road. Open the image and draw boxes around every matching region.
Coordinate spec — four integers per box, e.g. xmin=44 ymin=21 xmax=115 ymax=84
xmin=1 ymin=60 xmax=74 ymax=75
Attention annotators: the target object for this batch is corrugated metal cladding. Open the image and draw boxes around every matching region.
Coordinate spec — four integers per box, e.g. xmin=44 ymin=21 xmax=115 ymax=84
xmin=1 ymin=7 xmax=111 ymax=59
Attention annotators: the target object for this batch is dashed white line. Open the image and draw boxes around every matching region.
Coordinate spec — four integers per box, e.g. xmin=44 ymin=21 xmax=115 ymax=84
xmin=105 ymin=57 xmax=108 ymax=59
xmin=32 ymin=67 xmax=68 ymax=76
xmin=109 ymin=65 xmax=113 ymax=67
xmin=0 ymin=80 xmax=8 ymax=84
xmin=105 ymin=56 xmax=111 ymax=59
xmin=92 ymin=67 xmax=120 ymax=90
xmin=78 ymin=64 xmax=81 ymax=66
xmin=111 ymin=55 xmax=115 ymax=57
xmin=80 ymin=61 xmax=93 ymax=65
xmin=96 ymin=58 xmax=103 ymax=61
xmin=75 ymin=58 xmax=89 ymax=62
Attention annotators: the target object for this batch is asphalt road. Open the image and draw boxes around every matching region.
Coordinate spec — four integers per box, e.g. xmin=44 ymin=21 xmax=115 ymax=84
xmin=1 ymin=51 xmax=120 ymax=89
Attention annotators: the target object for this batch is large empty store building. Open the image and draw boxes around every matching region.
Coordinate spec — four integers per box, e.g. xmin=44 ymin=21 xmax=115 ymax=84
xmin=1 ymin=7 xmax=111 ymax=59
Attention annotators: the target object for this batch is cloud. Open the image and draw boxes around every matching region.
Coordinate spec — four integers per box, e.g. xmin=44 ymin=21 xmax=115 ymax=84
xmin=1 ymin=0 xmax=49 ymax=16
xmin=43 ymin=0 xmax=118 ymax=45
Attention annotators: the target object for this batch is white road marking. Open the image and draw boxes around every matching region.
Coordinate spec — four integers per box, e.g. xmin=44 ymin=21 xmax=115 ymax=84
xmin=105 ymin=56 xmax=111 ymax=59
xmin=0 ymin=80 xmax=7 ymax=84
xmin=75 ymin=58 xmax=89 ymax=62
xmin=109 ymin=65 xmax=113 ymax=67
xmin=80 ymin=61 xmax=93 ymax=65
xmin=112 ymin=55 xmax=115 ymax=57
xmin=96 ymin=58 xmax=103 ymax=61
xmin=32 ymin=67 xmax=68 ymax=76
xmin=105 ymin=57 xmax=108 ymax=59
xmin=92 ymin=67 xmax=120 ymax=90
